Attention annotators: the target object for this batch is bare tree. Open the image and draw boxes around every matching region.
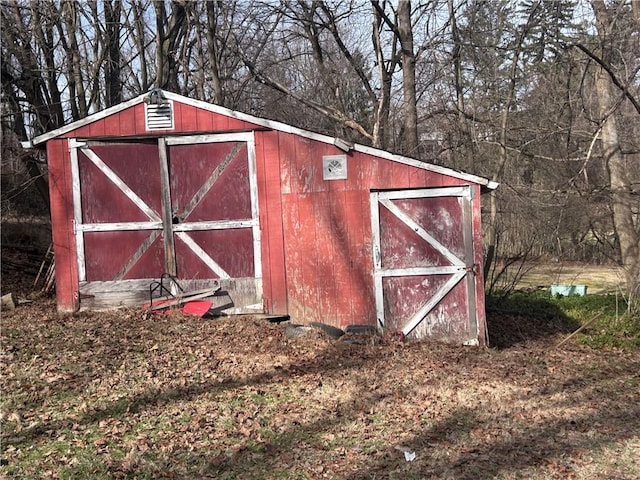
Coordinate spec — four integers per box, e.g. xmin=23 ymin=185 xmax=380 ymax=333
xmin=125 ymin=0 xmax=152 ymax=94
xmin=371 ymin=0 xmax=418 ymax=153
xmin=590 ymin=0 xmax=640 ymax=308
xmin=104 ymin=0 xmax=123 ymax=106
xmin=59 ymin=1 xmax=91 ymax=118
xmin=205 ymin=1 xmax=225 ymax=104
xmin=484 ymin=1 xmax=542 ymax=281
xmin=153 ymin=1 xmax=190 ymax=91
xmin=1 ymin=1 xmax=64 ymax=132
xmin=370 ymin=2 xmax=395 ymax=149
xmin=447 ymin=0 xmax=472 ymax=165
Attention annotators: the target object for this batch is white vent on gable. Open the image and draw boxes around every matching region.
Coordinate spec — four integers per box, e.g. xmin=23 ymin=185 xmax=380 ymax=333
xmin=145 ymin=100 xmax=174 ymax=130
xmin=323 ymin=154 xmax=347 ymax=180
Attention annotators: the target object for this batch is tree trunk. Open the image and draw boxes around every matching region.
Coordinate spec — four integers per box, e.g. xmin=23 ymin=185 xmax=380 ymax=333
xmin=104 ymin=0 xmax=122 ymax=107
xmin=60 ymin=1 xmax=89 ymax=119
xmin=592 ymin=0 xmax=640 ymax=308
xmin=397 ymin=0 xmax=418 ymax=156
xmin=448 ymin=0 xmax=474 ymax=169
xmin=131 ymin=1 xmax=149 ymax=91
xmin=154 ymin=1 xmax=188 ymax=91
xmin=371 ymin=3 xmax=394 ymax=150
xmin=205 ymin=1 xmax=224 ymax=105
xmin=32 ymin=4 xmax=64 ymax=127
xmin=154 ymin=2 xmax=168 ymax=88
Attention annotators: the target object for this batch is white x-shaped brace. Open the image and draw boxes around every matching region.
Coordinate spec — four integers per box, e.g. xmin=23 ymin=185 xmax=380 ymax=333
xmin=379 ymin=199 xmax=467 ymax=336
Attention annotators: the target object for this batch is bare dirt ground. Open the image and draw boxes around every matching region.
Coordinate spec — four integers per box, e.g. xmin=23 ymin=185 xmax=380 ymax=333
xmin=1 ymin=295 xmax=639 ymax=479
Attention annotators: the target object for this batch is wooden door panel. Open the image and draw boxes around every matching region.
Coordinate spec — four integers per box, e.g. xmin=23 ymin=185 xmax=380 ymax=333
xmin=372 ymin=187 xmax=476 ymax=342
xmin=390 ymin=196 xmax=466 ymax=260
xmin=78 ymin=150 xmax=160 ymax=224
xmin=79 ymin=157 xmax=143 ymax=223
xmin=168 ymin=139 xmax=256 ymax=282
xmin=188 ymin=145 xmax=250 ymax=222
xmin=169 ymin=142 xmax=251 ymax=223
xmin=121 ymin=233 xmax=166 ymax=280
xmin=76 ymin=142 xmax=163 ymax=284
xmin=379 ymin=204 xmax=451 ymax=268
xmin=382 ymin=275 xmax=470 ymax=340
xmin=83 ymin=230 xmax=164 ymax=281
xmin=74 ymin=134 xmax=262 ymax=311
xmin=88 ymin=144 xmax=163 ymax=216
xmin=174 ymin=229 xmax=255 ymax=279
xmin=169 ymin=142 xmax=237 ymax=209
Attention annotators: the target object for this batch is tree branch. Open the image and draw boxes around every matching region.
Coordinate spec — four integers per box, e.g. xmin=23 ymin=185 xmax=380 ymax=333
xmin=574 ymin=43 xmax=640 ymax=116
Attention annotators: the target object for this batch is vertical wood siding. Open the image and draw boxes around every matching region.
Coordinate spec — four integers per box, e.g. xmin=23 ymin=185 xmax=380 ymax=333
xmin=275 ymin=137 xmax=483 ymax=331
xmin=45 ymin=98 xmax=486 ymax=344
xmin=47 ymin=139 xmax=79 ymax=311
xmin=471 ymin=184 xmax=487 ymax=343
xmin=255 ymin=131 xmax=288 ymax=314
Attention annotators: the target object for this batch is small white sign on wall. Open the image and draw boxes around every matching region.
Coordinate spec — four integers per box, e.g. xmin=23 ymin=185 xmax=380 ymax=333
xmin=323 ymin=155 xmax=347 ymax=180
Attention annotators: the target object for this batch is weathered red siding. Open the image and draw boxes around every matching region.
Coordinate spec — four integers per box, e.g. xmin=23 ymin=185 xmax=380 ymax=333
xmin=33 ymin=92 xmax=489 ymax=344
xmin=472 ymin=184 xmax=488 ymax=342
xmin=60 ymin=103 xmax=263 ymax=140
xmin=47 ymin=139 xmax=78 ymax=311
xmin=267 ymin=132 xmax=479 ymax=328
xmin=255 ymin=131 xmax=288 ymax=314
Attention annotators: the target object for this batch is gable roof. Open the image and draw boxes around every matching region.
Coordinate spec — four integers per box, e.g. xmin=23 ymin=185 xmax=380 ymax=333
xmin=22 ymin=89 xmax=498 ymax=190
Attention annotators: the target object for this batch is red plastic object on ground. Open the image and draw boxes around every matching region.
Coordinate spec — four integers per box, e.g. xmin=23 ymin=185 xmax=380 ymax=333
xmin=181 ymin=301 xmax=212 ymax=317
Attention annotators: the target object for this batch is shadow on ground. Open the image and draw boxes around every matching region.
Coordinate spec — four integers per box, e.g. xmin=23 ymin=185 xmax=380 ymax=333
xmin=486 ymin=294 xmax=580 ymax=348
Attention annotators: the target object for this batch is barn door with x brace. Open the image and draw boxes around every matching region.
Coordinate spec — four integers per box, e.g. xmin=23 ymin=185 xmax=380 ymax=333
xmin=371 ymin=186 xmax=480 ymax=344
xmin=69 ymin=133 xmax=262 ymax=311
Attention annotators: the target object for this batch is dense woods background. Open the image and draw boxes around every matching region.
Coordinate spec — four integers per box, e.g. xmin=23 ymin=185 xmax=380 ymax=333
xmin=1 ymin=0 xmax=638 ymax=305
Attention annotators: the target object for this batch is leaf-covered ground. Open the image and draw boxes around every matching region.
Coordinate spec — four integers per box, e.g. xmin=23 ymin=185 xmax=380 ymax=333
xmin=1 ymin=300 xmax=639 ymax=479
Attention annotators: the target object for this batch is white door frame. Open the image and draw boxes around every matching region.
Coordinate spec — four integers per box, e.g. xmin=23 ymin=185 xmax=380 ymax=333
xmin=370 ymin=186 xmax=477 ymax=339
xmin=69 ymin=132 xmax=261 ymax=285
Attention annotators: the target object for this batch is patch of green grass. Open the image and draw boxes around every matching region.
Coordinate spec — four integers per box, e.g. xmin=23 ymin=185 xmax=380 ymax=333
xmin=488 ymin=290 xmax=565 ymax=318
xmin=56 ymin=452 xmax=112 ymax=480
xmin=367 ymin=412 xmax=384 ymax=425
xmin=550 ymin=293 xmax=640 ymax=349
xmin=2 ymin=439 xmax=111 ymax=480
xmin=578 ymin=316 xmax=640 ymax=349
xmin=249 ymin=390 xmax=271 ymax=406
xmin=490 ymin=290 xmax=639 ymax=349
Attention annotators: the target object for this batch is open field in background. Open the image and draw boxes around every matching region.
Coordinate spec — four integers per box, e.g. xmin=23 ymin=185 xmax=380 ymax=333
xmin=516 ymin=263 xmax=625 ymax=295
xmin=1 ymin=299 xmax=639 ymax=480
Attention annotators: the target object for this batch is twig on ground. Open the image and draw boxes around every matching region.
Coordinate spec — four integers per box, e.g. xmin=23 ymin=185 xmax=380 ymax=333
xmin=555 ymin=311 xmax=605 ymax=348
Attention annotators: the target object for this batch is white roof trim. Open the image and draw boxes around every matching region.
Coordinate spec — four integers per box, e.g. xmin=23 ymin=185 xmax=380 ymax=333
xmin=353 ymin=143 xmax=499 ymax=189
xmin=21 ymin=89 xmax=498 ymax=189
xmin=20 ymin=94 xmax=146 ymax=149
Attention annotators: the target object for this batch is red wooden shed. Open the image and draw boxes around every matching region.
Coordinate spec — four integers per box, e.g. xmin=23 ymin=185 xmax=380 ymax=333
xmin=23 ymin=90 xmax=498 ymax=345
